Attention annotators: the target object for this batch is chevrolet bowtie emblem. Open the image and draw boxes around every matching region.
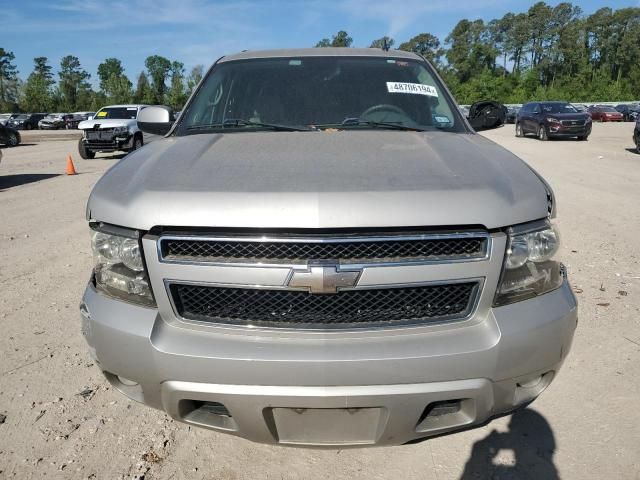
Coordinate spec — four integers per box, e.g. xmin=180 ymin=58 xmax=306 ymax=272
xmin=287 ymin=265 xmax=360 ymax=294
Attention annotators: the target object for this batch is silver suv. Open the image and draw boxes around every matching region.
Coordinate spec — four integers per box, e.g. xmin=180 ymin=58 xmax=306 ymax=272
xmin=80 ymin=48 xmax=577 ymax=447
xmin=77 ymin=104 xmax=146 ymax=159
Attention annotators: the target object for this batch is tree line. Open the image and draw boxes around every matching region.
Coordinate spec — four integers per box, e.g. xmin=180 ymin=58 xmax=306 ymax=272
xmin=1 ymin=2 xmax=639 ymax=112
xmin=316 ymin=3 xmax=640 ymax=104
xmin=0 ymin=52 xmax=203 ymax=113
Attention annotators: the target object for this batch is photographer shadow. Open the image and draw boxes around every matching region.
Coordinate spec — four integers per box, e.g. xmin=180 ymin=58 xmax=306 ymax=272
xmin=460 ymin=408 xmax=559 ymax=480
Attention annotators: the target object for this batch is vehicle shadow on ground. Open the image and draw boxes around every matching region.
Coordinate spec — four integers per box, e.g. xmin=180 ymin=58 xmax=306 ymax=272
xmin=459 ymin=408 xmax=559 ymax=480
xmin=0 ymin=173 xmax=60 ymax=190
xmin=624 ymin=148 xmax=639 ymax=154
xmin=95 ymin=153 xmax=127 ymax=160
xmin=0 ymin=143 xmax=37 ymax=148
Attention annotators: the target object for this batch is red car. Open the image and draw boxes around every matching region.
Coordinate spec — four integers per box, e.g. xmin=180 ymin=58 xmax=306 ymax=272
xmin=588 ymin=105 xmax=624 ymax=122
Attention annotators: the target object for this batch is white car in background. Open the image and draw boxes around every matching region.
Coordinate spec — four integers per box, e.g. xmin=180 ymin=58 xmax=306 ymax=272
xmin=77 ymin=104 xmax=147 ymax=159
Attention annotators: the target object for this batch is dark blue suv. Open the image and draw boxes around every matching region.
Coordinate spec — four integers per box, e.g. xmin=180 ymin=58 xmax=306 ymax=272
xmin=516 ymin=101 xmax=592 ymax=141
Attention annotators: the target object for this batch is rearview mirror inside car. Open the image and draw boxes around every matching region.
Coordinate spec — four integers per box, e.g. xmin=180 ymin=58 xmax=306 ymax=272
xmin=138 ymin=106 xmax=173 ymax=136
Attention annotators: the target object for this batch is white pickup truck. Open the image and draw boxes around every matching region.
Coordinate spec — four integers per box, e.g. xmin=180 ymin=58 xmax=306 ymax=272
xmin=77 ymin=104 xmax=146 ymax=159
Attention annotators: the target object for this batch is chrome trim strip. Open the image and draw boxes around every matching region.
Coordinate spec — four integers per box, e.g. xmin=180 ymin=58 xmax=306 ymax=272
xmin=156 ymin=231 xmax=491 ymax=267
xmin=163 ymin=277 xmax=484 ymax=332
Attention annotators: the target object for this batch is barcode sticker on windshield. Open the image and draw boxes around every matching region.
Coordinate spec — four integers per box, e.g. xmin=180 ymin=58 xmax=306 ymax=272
xmin=386 ymin=82 xmax=438 ymax=97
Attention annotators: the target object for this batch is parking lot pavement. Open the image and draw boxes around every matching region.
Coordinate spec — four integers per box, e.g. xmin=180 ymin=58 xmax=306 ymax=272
xmin=0 ymin=123 xmax=639 ymax=479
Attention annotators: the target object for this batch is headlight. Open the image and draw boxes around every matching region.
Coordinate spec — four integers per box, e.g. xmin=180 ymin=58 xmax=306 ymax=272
xmin=494 ymin=221 xmax=563 ymax=307
xmin=546 ymin=117 xmax=560 ymax=124
xmin=90 ymin=223 xmax=155 ymax=306
xmin=113 ymin=126 xmax=128 ymax=135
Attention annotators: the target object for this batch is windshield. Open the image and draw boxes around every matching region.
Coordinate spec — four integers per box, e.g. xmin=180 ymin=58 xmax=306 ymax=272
xmin=94 ymin=107 xmax=139 ymax=120
xmin=15 ymin=114 xmax=28 ymax=119
xmin=600 ymin=106 xmax=617 ymax=112
xmin=178 ymin=56 xmax=462 ymax=134
xmin=541 ymin=103 xmax=577 ymax=114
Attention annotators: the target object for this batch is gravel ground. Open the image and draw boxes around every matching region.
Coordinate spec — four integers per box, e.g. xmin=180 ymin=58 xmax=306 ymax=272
xmin=0 ymin=124 xmax=639 ymax=479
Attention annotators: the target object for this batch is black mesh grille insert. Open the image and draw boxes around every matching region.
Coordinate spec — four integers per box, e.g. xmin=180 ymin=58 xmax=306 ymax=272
xmin=161 ymin=235 xmax=487 ymax=264
xmin=171 ymin=282 xmax=479 ymax=329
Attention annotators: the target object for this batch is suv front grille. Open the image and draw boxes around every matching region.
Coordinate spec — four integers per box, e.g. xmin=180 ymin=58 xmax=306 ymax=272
xmin=560 ymin=119 xmax=585 ymax=127
xmin=169 ymin=281 xmax=480 ymax=329
xmin=86 ymin=129 xmax=115 ymax=141
xmin=160 ymin=233 xmax=488 ymax=264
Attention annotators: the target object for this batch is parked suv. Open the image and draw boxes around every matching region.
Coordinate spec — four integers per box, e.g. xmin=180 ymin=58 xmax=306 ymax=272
xmin=8 ymin=113 xmax=47 ymax=130
xmin=80 ymin=49 xmax=577 ymax=447
xmin=0 ymin=113 xmax=21 ymax=126
xmin=77 ymin=105 xmax=146 ymax=159
xmin=0 ymin=123 xmax=21 ymax=146
xmin=615 ymin=104 xmax=640 ymax=122
xmin=516 ymin=101 xmax=591 ymax=140
xmin=38 ymin=113 xmax=67 ymax=130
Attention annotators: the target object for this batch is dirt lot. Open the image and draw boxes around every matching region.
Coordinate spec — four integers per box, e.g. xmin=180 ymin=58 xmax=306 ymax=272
xmin=1 ymin=124 xmax=639 ymax=479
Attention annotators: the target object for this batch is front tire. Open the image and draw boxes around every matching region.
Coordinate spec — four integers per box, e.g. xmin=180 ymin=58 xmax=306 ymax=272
xmin=7 ymin=132 xmax=19 ymax=147
xmin=577 ymin=135 xmax=589 ymax=141
xmin=129 ymin=134 xmax=143 ymax=152
xmin=538 ymin=124 xmax=549 ymax=141
xmin=78 ymin=139 xmax=95 ymax=159
xmin=515 ymin=122 xmax=523 ymax=137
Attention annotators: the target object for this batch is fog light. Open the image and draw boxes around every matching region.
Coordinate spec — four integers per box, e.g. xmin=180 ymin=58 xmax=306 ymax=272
xmin=117 ymin=376 xmax=138 ymax=386
xmin=517 ymin=376 xmax=542 ymax=389
xmin=514 ymin=371 xmax=554 ymax=405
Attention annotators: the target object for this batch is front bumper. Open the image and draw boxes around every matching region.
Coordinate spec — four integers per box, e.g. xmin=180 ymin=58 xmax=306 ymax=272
xmin=81 ymin=134 xmax=133 ymax=152
xmin=547 ymin=124 xmax=591 ymax=137
xmin=80 ymin=275 xmax=577 ymax=446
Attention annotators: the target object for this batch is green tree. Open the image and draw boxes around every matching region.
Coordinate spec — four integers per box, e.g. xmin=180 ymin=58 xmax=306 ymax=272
xmin=21 ymin=57 xmax=55 ymax=112
xmin=97 ymin=57 xmax=132 ymax=103
xmin=398 ymin=33 xmax=444 ymax=67
xmin=369 ymin=36 xmax=394 ymax=49
xmin=0 ymin=48 xmax=19 ymax=111
xmin=445 ymin=19 xmax=496 ymax=82
xmin=315 ymin=31 xmax=353 ymax=48
xmin=186 ymin=64 xmax=204 ymax=93
xmin=133 ymin=71 xmax=155 ymax=104
xmin=166 ymin=61 xmax=187 ymax=110
xmin=57 ymin=55 xmax=91 ymax=111
xmin=90 ymin=90 xmax=108 ymax=111
xmin=144 ymin=55 xmax=172 ymax=104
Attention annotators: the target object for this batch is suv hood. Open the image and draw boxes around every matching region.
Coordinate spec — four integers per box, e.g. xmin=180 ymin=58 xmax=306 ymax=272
xmin=88 ymin=131 xmax=550 ymax=230
xmin=547 ymin=112 xmax=591 ymax=121
xmin=79 ymin=118 xmax=135 ymax=130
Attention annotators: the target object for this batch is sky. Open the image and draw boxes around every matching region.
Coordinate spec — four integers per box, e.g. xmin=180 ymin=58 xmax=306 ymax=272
xmin=1 ymin=0 xmax=637 ymax=86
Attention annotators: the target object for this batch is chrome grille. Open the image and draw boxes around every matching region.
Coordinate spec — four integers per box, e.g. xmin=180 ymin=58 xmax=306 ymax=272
xmin=169 ymin=282 xmax=480 ymax=329
xmin=160 ymin=233 xmax=488 ymax=265
xmin=560 ymin=119 xmax=585 ymax=126
xmin=86 ymin=129 xmax=115 ymax=141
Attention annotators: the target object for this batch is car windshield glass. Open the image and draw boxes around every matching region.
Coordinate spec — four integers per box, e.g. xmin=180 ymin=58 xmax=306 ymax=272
xmin=541 ymin=103 xmax=577 ymax=113
xmin=94 ymin=107 xmax=139 ymax=119
xmin=600 ymin=106 xmax=617 ymax=112
xmin=178 ymin=56 xmax=462 ymax=135
xmin=15 ymin=115 xmax=28 ymax=119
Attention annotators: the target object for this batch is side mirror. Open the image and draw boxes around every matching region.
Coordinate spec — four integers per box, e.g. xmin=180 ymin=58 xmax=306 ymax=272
xmin=87 ymin=116 xmax=93 ymax=121
xmin=137 ymin=106 xmax=173 ymax=136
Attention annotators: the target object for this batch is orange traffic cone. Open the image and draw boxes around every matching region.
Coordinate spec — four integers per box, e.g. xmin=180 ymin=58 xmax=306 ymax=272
xmin=66 ymin=155 xmax=77 ymax=175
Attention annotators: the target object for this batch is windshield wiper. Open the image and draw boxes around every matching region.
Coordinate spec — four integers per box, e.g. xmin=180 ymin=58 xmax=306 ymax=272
xmin=315 ymin=117 xmax=426 ymax=131
xmin=187 ymin=118 xmax=311 ymax=132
